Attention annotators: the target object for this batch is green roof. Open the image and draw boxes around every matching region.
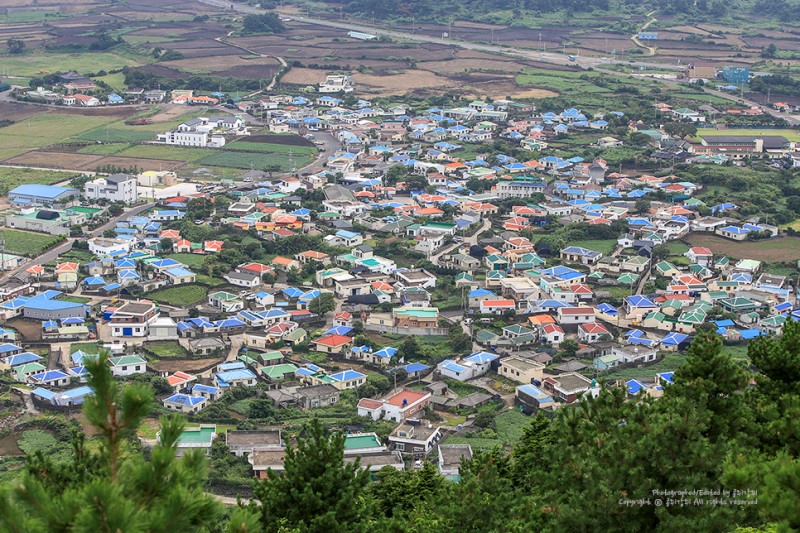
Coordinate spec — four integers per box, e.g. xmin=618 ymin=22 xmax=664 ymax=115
xmin=177 ymin=426 xmax=215 ymax=445
xmin=109 ymin=355 xmax=146 ymax=366
xmin=262 ymin=363 xmax=299 ymax=378
xmin=318 ymin=211 xmax=340 ymax=218
xmin=422 ymin=222 xmax=455 ymax=229
xmin=344 ymin=434 xmax=381 ymax=450
xmin=284 ymin=328 xmax=307 ymax=341
xmin=260 ymin=350 xmax=284 ymax=362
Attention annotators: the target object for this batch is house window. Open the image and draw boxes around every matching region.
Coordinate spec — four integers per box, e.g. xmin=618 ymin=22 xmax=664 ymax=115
xmin=395 ymin=443 xmax=405 ymax=451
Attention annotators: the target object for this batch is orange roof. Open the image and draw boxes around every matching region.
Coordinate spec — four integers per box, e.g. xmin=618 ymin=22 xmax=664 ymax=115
xmin=385 ymin=389 xmax=427 ymax=407
xmin=481 ymin=299 xmax=516 ymax=307
xmin=299 ymin=251 xmax=329 ymax=259
xmin=315 ymin=334 xmax=352 ymax=347
xmin=417 ymin=207 xmax=443 ymax=215
xmin=56 ymin=262 xmax=79 ymax=272
xmin=271 ymin=256 xmax=295 ymax=266
xmin=26 ymin=265 xmax=44 ymax=274
xmin=529 ymin=314 xmax=556 ymax=325
xmin=358 ymin=398 xmax=384 ymax=410
xmin=335 ymin=311 xmax=351 ymax=320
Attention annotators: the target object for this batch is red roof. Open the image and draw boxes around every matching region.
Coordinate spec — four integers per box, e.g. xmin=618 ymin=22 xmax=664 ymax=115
xmin=357 ymin=398 xmax=384 ymax=410
xmin=315 ymin=334 xmax=352 ymax=347
xmin=559 ymin=306 xmax=595 ymax=315
xmin=385 ymin=389 xmax=427 ymax=407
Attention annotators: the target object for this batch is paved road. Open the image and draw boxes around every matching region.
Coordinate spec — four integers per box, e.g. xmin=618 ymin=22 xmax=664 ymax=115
xmin=195 ymin=0 xmax=680 ymax=70
xmin=195 ymin=0 xmax=800 ymax=125
xmin=430 ymin=217 xmax=490 ymax=264
xmin=0 ymin=202 xmax=156 ymax=282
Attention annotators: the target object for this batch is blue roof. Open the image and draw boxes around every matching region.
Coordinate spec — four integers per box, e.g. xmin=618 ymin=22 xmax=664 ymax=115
xmin=373 ymin=347 xmax=398 ymax=358
xmin=330 ymin=369 xmax=365 ymax=382
xmin=626 ymin=379 xmax=647 ymax=395
xmin=739 ymin=328 xmax=765 ymax=340
xmin=403 ymin=362 xmax=430 ymax=374
xmin=325 ymin=326 xmax=353 ymax=336
xmin=215 ymin=318 xmax=246 ymax=329
xmin=24 ymin=294 xmax=86 ymax=312
xmin=661 ymin=332 xmax=688 ymax=346
xmin=216 ymin=368 xmax=257 ymax=384
xmin=2 ymin=352 xmax=42 ymax=367
xmin=597 ymin=303 xmax=618 ymax=315
xmin=335 ymin=230 xmax=359 ymax=239
xmin=219 ymin=361 xmax=246 ymax=371
xmin=658 ymin=372 xmax=674 ymax=385
xmin=192 ymin=384 xmax=220 ymax=394
xmin=152 ymin=258 xmax=182 ymax=269
xmin=61 ymin=317 xmax=85 ymax=325
xmin=626 ymin=295 xmax=658 ymax=308
xmin=165 ymin=267 xmax=194 ymax=278
xmin=31 ymin=387 xmax=57 ymax=400
xmin=469 ymin=288 xmax=495 ymax=298
xmin=0 ymin=343 xmax=22 ymax=354
xmin=465 ymin=351 xmax=499 ymax=364
xmin=61 ymin=385 xmax=92 ymax=399
xmin=31 ymin=370 xmax=69 ymax=382
xmin=517 ymin=384 xmax=554 ymax=403
xmin=83 ymin=276 xmax=106 ymax=286
xmin=282 ymin=287 xmax=304 ymax=298
xmin=165 ymin=393 xmax=206 ymax=406
xmin=9 ymin=184 xmax=75 ymax=199
xmin=441 ymin=360 xmax=467 ymax=374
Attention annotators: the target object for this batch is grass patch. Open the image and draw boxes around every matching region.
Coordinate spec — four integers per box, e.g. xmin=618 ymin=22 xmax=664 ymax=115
xmin=70 ymin=342 xmax=103 ymax=354
xmin=516 ymin=68 xmax=608 ymax=94
xmin=0 ymin=229 xmax=63 ymax=257
xmin=0 ymin=167 xmax=77 ymax=193
xmin=195 ymin=274 xmax=226 ymax=287
xmin=59 ymin=295 xmax=91 ymax=304
xmin=441 ymin=435 xmax=503 ymax=450
xmin=145 ymin=340 xmax=188 ymax=359
xmin=571 ymin=239 xmax=616 ymax=255
xmin=494 ymin=409 xmax=530 ymax=445
xmin=166 ymin=253 xmax=208 ymax=268
xmin=147 ymin=285 xmax=207 ymax=306
xmin=664 ymin=241 xmax=690 ymax=255
xmin=600 ymin=353 xmax=687 ymax=380
xmin=195 ymin=150 xmax=315 ymax=171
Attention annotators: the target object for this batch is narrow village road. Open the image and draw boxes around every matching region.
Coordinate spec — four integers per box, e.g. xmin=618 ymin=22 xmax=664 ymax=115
xmin=0 ymin=202 xmax=156 ymax=282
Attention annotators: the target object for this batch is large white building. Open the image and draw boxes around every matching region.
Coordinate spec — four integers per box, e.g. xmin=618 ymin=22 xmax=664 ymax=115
xmin=157 ymin=130 xmax=226 ymax=148
xmin=84 ymin=174 xmax=139 ymax=204
xmin=319 ymin=74 xmax=354 ymax=93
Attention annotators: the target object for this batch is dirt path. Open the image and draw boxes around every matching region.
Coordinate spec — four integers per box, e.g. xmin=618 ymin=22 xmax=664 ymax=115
xmin=631 ymin=11 xmax=658 ymax=56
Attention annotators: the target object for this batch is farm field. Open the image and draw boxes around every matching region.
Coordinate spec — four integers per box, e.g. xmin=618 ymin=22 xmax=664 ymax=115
xmin=515 ymin=68 xmax=608 ymax=94
xmin=695 ymin=128 xmax=800 ymax=143
xmin=685 ymin=233 xmax=800 ymax=262
xmin=0 ymin=229 xmax=63 ymax=257
xmin=0 ymin=168 xmax=78 ymax=194
xmin=0 ymin=113 xmax=111 ymax=161
xmin=1 ymin=52 xmax=146 ymax=79
xmin=147 ymin=284 xmax=208 ymax=306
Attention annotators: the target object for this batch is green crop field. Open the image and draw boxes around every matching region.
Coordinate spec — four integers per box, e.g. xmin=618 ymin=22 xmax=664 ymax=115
xmin=226 ymin=141 xmax=316 ymax=156
xmin=196 ymin=150 xmax=314 ymax=171
xmin=145 ymin=340 xmax=188 ymax=359
xmin=0 ymin=113 xmax=111 ymax=160
xmin=1 ymin=52 xmax=145 ymax=78
xmin=0 ymin=168 xmax=77 ymax=194
xmin=76 ymin=143 xmax=130 ymax=156
xmin=516 ymin=68 xmax=608 ymax=94
xmin=0 ymin=229 xmax=63 ymax=257
xmin=147 ymin=285 xmax=207 ymax=306
xmin=78 ymin=128 xmax=156 ymax=143
xmin=116 ymin=144 xmax=211 ymax=161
